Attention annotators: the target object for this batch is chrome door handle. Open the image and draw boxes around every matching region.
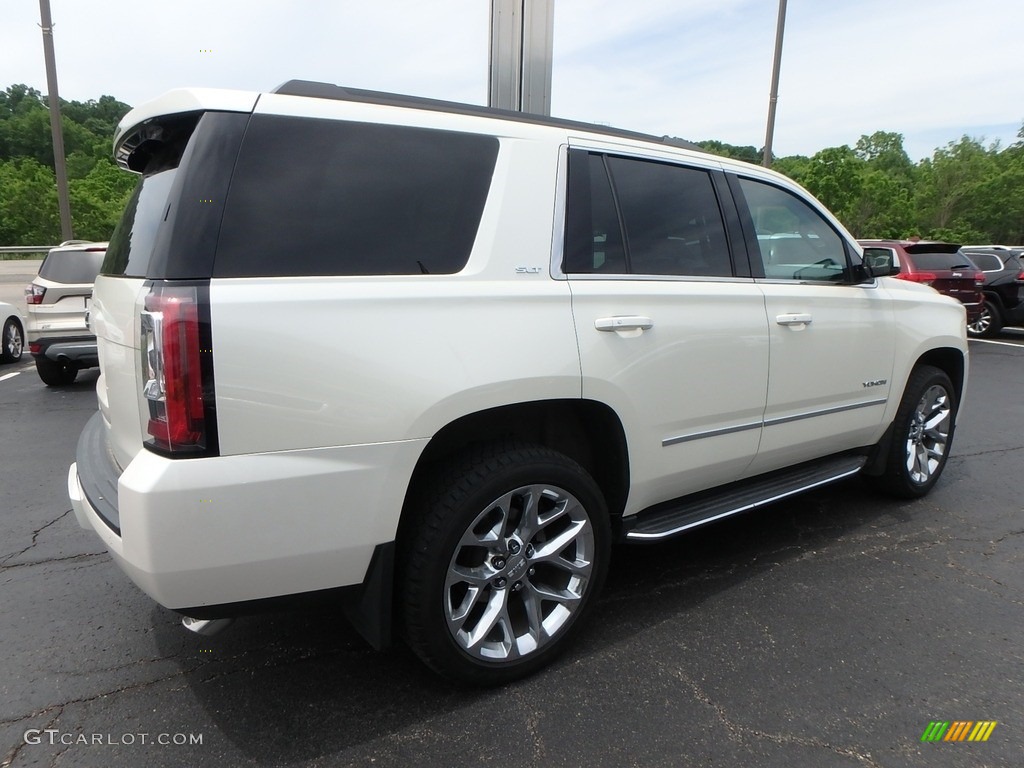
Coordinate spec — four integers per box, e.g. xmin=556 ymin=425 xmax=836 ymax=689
xmin=595 ymin=316 xmax=654 ymax=332
xmin=776 ymin=313 xmax=813 ymax=327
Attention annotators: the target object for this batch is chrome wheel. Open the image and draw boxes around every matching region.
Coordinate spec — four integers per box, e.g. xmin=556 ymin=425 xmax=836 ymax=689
xmin=905 ymin=384 xmax=951 ymax=485
xmin=444 ymin=483 xmax=595 ymax=663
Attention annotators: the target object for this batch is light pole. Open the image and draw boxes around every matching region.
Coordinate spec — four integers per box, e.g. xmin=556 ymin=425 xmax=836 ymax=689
xmin=762 ymin=0 xmax=788 ymax=168
xmin=38 ymin=0 xmax=73 ymax=240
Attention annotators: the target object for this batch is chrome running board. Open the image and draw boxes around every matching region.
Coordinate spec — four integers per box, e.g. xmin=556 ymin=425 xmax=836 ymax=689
xmin=624 ymin=454 xmax=866 ymax=542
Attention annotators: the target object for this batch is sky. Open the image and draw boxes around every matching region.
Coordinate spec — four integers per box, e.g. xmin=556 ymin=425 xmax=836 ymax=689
xmin=2 ymin=0 xmax=1021 ymax=162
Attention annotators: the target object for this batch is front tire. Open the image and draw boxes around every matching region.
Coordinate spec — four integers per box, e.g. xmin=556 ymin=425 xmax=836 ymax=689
xmin=866 ymin=365 xmax=956 ymax=499
xmin=401 ymin=443 xmax=610 ymax=685
xmin=35 ymin=357 xmax=78 ymax=386
xmin=1 ymin=318 xmax=23 ymax=362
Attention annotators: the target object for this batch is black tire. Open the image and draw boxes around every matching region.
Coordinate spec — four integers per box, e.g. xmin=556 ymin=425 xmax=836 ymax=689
xmin=35 ymin=357 xmax=78 ymax=386
xmin=967 ymin=298 xmax=1002 ymax=338
xmin=401 ymin=442 xmax=610 ymax=685
xmin=1 ymin=318 xmax=23 ymax=362
xmin=865 ymin=365 xmax=956 ymax=499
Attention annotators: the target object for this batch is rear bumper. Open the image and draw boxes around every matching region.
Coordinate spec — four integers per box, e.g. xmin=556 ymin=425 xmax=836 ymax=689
xmin=31 ymin=335 xmax=98 ymax=367
xmin=69 ymin=411 xmax=426 ymax=612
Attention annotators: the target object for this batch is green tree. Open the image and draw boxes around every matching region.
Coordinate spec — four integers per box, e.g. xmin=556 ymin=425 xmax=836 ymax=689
xmin=0 ymin=158 xmax=60 ymax=244
xmin=800 ymin=145 xmax=865 ymax=228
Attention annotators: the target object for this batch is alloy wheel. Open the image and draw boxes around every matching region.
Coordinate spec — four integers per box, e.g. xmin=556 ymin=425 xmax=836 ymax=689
xmin=905 ymin=384 xmax=951 ymax=485
xmin=444 ymin=483 xmax=595 ymax=662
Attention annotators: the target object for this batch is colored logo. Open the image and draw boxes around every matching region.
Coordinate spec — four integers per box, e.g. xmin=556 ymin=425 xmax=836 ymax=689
xmin=921 ymin=721 xmax=997 ymax=742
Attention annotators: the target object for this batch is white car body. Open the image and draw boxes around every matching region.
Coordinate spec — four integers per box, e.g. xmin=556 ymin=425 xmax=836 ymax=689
xmin=69 ymin=82 xmax=968 ymax=681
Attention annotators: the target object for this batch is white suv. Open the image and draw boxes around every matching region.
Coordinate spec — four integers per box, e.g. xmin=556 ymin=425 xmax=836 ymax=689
xmin=69 ymin=81 xmax=968 ymax=684
xmin=25 ymin=240 xmax=107 ymax=385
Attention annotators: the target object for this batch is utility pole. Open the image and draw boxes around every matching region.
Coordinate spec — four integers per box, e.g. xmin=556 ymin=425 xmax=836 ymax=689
xmin=488 ymin=0 xmax=554 ymax=115
xmin=762 ymin=0 xmax=788 ymax=168
xmin=38 ymin=0 xmax=74 ymax=240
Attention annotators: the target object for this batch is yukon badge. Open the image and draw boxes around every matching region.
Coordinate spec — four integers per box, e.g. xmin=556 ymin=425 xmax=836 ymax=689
xmin=862 ymin=379 xmax=887 ymax=388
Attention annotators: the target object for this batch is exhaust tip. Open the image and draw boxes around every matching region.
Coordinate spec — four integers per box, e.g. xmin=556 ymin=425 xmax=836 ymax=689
xmin=181 ymin=616 xmax=234 ymax=636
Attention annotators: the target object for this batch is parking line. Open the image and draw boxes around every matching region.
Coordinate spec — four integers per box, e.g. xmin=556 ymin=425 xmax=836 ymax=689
xmin=0 ymin=371 xmax=20 ymax=382
xmin=969 ymin=338 xmax=1024 ymax=349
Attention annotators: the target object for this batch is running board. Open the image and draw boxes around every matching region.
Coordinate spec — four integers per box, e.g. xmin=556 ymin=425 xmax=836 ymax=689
xmin=624 ymin=454 xmax=866 ymax=542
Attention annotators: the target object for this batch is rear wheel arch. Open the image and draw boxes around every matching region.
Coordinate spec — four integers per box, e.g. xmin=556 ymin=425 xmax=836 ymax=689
xmin=401 ymin=399 xmax=631 ymax=528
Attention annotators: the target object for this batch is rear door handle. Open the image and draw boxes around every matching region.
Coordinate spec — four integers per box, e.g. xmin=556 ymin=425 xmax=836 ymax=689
xmin=776 ymin=313 xmax=813 ymax=327
xmin=595 ymin=316 xmax=654 ymax=334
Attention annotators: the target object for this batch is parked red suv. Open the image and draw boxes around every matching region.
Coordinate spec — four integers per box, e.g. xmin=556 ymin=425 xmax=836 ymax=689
xmin=859 ymin=240 xmax=984 ymax=324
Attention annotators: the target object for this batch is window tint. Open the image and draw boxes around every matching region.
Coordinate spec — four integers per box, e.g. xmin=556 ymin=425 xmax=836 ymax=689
xmin=563 ymin=152 xmax=626 ymax=273
xmin=214 ymin=116 xmax=498 ymax=277
xmin=738 ymin=177 xmax=849 ymax=282
xmin=905 ymin=251 xmax=976 ymax=271
xmin=39 ymin=249 xmax=105 ymax=284
xmin=607 ymin=157 xmax=731 ymax=277
xmin=563 ymin=151 xmax=731 ymax=277
xmin=103 ymin=169 xmax=177 ymax=277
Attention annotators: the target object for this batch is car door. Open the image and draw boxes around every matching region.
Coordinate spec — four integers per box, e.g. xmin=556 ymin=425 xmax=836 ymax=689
xmin=729 ymin=174 xmax=896 ymax=477
xmin=563 ymin=148 xmax=769 ymax=515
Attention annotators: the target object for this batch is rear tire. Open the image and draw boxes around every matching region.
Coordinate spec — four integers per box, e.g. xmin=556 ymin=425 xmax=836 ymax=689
xmin=35 ymin=357 xmax=78 ymax=386
xmin=1 ymin=318 xmax=23 ymax=362
xmin=967 ymin=298 xmax=1002 ymax=338
xmin=400 ymin=442 xmax=610 ymax=685
xmin=865 ymin=365 xmax=956 ymax=499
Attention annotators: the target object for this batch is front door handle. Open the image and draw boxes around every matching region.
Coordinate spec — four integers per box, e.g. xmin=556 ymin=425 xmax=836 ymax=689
xmin=776 ymin=313 xmax=813 ymax=327
xmin=595 ymin=316 xmax=654 ymax=335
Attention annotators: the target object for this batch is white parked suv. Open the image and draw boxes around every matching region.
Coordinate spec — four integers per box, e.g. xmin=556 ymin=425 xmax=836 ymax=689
xmin=69 ymin=81 xmax=968 ymax=684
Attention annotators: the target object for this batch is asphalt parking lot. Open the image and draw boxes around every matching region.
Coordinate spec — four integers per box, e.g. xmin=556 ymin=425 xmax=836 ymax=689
xmin=1 ymin=313 xmax=1022 ymax=766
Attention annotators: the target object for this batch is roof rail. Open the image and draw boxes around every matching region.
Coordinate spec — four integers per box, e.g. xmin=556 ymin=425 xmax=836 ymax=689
xmin=272 ymin=80 xmax=701 ymax=151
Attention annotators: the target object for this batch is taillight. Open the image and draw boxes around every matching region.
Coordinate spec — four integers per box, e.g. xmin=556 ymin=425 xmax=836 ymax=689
xmin=1017 ymin=270 xmax=1024 ymax=282
xmin=140 ymin=282 xmax=216 ymax=456
xmin=895 ymin=271 xmax=938 ymax=286
xmin=25 ymin=283 xmax=46 ymax=304
xmin=973 ymin=272 xmax=985 ymax=285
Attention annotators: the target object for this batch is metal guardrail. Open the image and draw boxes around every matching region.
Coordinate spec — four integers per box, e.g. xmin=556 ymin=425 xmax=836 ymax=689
xmin=0 ymin=246 xmax=54 ymax=255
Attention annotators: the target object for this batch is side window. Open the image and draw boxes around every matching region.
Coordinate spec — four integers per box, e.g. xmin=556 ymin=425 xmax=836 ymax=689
xmin=215 ymin=116 xmax=498 ymax=277
xmin=737 ymin=177 xmax=850 ymax=282
xmin=564 ymin=152 xmax=626 ymax=273
xmin=563 ymin=150 xmax=732 ymax=277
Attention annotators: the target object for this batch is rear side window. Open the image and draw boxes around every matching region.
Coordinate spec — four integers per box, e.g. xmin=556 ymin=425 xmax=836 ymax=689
xmin=39 ymin=249 xmax=105 ymax=284
xmin=968 ymin=253 xmax=1003 ymax=272
xmin=564 ymin=150 xmax=732 ymax=277
xmin=214 ymin=116 xmax=499 ymax=277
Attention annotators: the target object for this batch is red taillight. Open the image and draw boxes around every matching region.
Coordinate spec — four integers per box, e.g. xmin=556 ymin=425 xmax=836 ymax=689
xmin=1017 ymin=270 xmax=1024 ymax=282
xmin=141 ymin=283 xmax=212 ymax=455
xmin=896 ymin=271 xmax=938 ymax=286
xmin=25 ymin=283 xmax=46 ymax=304
xmin=973 ymin=272 xmax=985 ymax=285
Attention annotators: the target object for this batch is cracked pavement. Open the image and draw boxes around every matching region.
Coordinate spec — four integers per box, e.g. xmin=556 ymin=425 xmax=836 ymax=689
xmin=1 ymin=340 xmax=1022 ymax=767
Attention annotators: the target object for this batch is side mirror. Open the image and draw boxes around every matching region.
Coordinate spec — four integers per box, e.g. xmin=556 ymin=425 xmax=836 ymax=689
xmin=862 ymin=250 xmax=900 ymax=278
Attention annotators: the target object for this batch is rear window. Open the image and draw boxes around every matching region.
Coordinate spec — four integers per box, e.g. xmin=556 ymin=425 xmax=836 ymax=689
xmin=39 ymin=249 xmax=105 ymax=284
xmin=905 ymin=251 xmax=976 ymax=271
xmin=213 ymin=116 xmax=499 ymax=277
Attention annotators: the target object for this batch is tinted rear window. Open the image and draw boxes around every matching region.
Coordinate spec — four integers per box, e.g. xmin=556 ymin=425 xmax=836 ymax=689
xmin=39 ymin=249 xmax=105 ymax=284
xmin=906 ymin=251 xmax=976 ymax=270
xmin=214 ymin=116 xmax=499 ymax=277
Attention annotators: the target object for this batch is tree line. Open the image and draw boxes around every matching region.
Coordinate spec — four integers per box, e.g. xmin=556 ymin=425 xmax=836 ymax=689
xmin=0 ymin=84 xmax=135 ymax=245
xmin=1 ymin=82 xmax=1022 ymax=246
xmin=697 ymin=128 xmax=1024 ymax=245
